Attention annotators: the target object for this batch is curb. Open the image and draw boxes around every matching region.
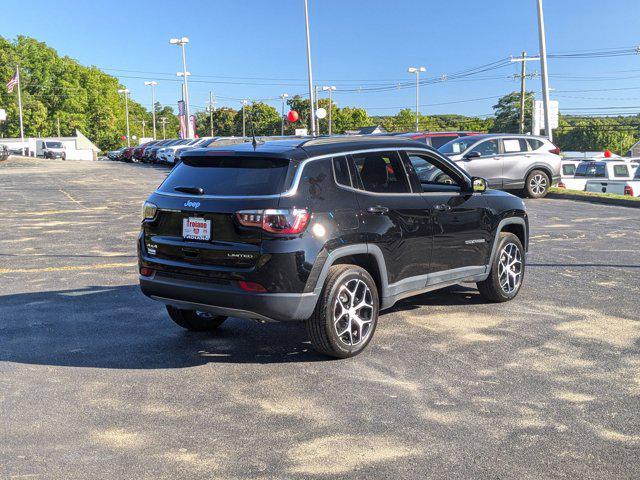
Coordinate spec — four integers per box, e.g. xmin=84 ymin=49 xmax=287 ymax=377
xmin=547 ymin=192 xmax=640 ymax=209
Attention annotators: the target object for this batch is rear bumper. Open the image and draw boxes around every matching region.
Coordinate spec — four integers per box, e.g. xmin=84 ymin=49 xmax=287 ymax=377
xmin=139 ymin=272 xmax=317 ymax=322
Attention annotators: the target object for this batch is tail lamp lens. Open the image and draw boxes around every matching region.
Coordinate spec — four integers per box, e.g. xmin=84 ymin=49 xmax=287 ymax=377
xmin=140 ymin=267 xmax=154 ymax=277
xmin=238 ymin=281 xmax=267 ymax=293
xmin=237 ymin=209 xmax=310 ymax=234
xmin=624 ymin=186 xmax=633 ymax=196
xmin=142 ymin=201 xmax=157 ymax=220
xmin=549 ymin=144 xmax=561 ymax=155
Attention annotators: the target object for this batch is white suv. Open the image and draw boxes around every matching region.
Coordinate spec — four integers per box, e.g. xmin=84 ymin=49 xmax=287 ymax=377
xmin=439 ymin=134 xmax=561 ymax=198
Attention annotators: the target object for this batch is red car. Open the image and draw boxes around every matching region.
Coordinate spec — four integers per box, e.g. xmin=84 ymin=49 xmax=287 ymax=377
xmin=394 ymin=131 xmax=481 ymax=149
xmin=120 ymin=147 xmax=136 ymax=162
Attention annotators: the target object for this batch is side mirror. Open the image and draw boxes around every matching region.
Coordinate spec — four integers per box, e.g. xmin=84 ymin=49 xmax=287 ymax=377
xmin=472 ymin=177 xmax=488 ymax=193
xmin=464 ymin=151 xmax=481 ymax=160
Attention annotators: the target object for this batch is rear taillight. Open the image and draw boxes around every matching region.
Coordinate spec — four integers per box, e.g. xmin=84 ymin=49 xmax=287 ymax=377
xmin=140 ymin=267 xmax=154 ymax=277
xmin=624 ymin=185 xmax=634 ymax=196
xmin=558 ymin=182 xmax=566 ymax=189
xmin=549 ymin=146 xmax=561 ymax=155
xmin=236 ymin=209 xmax=310 ymax=235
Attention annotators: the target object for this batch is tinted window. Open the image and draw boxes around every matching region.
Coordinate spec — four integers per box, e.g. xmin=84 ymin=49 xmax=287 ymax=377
xmin=613 ymin=165 xmax=630 ymax=178
xmin=472 ymin=139 xmax=499 ymax=157
xmin=352 ymin=152 xmax=410 ymax=193
xmin=575 ymin=163 xmax=606 ymax=178
xmin=159 ymin=156 xmax=290 ymax=196
xmin=562 ymin=164 xmax=576 ymax=176
xmin=502 ymin=138 xmax=528 ymax=153
xmin=332 ymin=156 xmax=351 ymax=187
xmin=635 ymin=167 xmax=640 ymax=179
xmin=45 ymin=142 xmax=63 ymax=148
xmin=438 ymin=137 xmax=478 ymax=155
xmin=527 ymin=139 xmax=544 ymax=150
xmin=407 ymin=154 xmax=460 ymax=191
xmin=430 ymin=136 xmax=457 ymax=149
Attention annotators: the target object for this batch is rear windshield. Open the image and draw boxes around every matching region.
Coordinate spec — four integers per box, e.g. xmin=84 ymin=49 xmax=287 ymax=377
xmin=159 ymin=156 xmax=290 ymax=196
xmin=575 ymin=163 xmax=606 ymax=178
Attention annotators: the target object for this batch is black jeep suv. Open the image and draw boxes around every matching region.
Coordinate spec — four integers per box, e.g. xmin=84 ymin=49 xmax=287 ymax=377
xmin=138 ymin=136 xmax=528 ymax=358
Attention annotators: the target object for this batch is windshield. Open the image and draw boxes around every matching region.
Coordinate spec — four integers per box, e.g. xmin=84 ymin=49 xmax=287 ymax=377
xmin=46 ymin=142 xmax=63 ymax=148
xmin=438 ymin=137 xmax=479 ymax=155
xmin=634 ymin=166 xmax=640 ymax=179
xmin=159 ymin=156 xmax=291 ymax=196
xmin=575 ymin=162 xmax=606 ymax=178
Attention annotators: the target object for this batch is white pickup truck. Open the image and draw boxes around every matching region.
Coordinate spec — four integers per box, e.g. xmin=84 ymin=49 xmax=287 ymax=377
xmin=560 ymin=160 xmax=638 ymax=191
xmin=585 ymin=163 xmax=640 ymax=197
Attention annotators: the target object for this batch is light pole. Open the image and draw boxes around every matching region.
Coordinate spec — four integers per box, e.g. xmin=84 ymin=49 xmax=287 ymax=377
xmin=207 ymin=91 xmax=216 ymax=137
xmin=280 ymin=93 xmax=289 ymax=135
xmin=144 ymin=81 xmax=158 ymax=140
xmin=322 ymin=86 xmax=336 ymax=135
xmin=303 ymin=0 xmax=316 ymax=136
xmin=176 ymin=71 xmax=191 ymax=138
xmin=536 ymin=0 xmax=553 ymax=141
xmin=159 ymin=117 xmax=167 ymax=139
xmin=117 ymin=88 xmax=130 ymax=147
xmin=242 ymin=99 xmax=248 ymax=137
xmin=407 ymin=67 xmax=426 ymax=132
xmin=170 ymin=36 xmax=192 ymax=138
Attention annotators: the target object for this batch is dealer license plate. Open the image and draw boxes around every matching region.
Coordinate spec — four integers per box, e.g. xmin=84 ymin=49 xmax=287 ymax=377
xmin=182 ymin=217 xmax=211 ymax=241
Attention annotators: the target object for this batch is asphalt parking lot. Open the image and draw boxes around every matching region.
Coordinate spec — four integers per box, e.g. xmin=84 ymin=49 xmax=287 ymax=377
xmin=1 ymin=156 xmax=639 ymax=479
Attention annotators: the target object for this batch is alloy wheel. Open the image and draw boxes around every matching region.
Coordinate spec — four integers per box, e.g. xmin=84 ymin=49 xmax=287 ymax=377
xmin=498 ymin=242 xmax=523 ymax=295
xmin=333 ymin=279 xmax=374 ymax=346
xmin=530 ymin=174 xmax=548 ymax=196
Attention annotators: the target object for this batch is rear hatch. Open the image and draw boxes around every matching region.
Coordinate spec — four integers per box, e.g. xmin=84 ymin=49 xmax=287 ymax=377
xmin=143 ymin=152 xmax=291 ymax=272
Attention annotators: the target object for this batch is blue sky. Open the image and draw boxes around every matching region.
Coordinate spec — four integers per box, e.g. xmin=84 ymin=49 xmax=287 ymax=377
xmin=3 ymin=0 xmax=640 ymax=118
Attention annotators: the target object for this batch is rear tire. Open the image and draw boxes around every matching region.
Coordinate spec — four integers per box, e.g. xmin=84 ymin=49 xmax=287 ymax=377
xmin=306 ymin=265 xmax=379 ymax=359
xmin=477 ymin=232 xmax=525 ymax=302
xmin=525 ymin=169 xmax=550 ymax=198
xmin=166 ymin=306 xmax=227 ymax=332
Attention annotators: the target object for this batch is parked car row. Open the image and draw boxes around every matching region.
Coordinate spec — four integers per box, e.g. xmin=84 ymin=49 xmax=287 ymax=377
xmin=559 ymin=156 xmax=640 ymax=196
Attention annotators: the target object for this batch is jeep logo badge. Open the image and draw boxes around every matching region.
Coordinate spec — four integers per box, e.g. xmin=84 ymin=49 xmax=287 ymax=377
xmin=184 ymin=200 xmax=201 ymax=209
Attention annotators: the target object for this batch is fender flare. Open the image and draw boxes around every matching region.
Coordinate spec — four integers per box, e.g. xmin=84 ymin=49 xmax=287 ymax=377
xmin=310 ymin=244 xmax=389 ymax=298
xmin=487 ymin=217 xmax=528 ymax=269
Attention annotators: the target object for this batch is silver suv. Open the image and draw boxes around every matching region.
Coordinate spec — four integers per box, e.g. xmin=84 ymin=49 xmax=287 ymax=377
xmin=438 ymin=134 xmax=561 ymax=198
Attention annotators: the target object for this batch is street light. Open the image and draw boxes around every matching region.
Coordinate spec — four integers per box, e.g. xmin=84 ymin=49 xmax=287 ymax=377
xmin=280 ymin=93 xmax=289 ymax=135
xmin=303 ymin=0 xmax=316 ymax=136
xmin=117 ymin=88 xmax=130 ymax=147
xmin=144 ymin=81 xmax=158 ymax=140
xmin=241 ymin=99 xmax=248 ymax=137
xmin=169 ymin=36 xmax=192 ymax=138
xmin=407 ymin=66 xmax=426 ymax=132
xmin=322 ymin=86 xmax=336 ymax=135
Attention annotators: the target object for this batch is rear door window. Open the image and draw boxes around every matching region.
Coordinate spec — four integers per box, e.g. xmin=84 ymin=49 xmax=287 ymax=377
xmin=502 ymin=138 xmax=528 ymax=153
xmin=613 ymin=164 xmax=630 ymax=178
xmin=429 ymin=136 xmax=457 ymax=149
xmin=332 ymin=156 xmax=352 ymax=187
xmin=159 ymin=156 xmax=290 ymax=196
xmin=527 ymin=139 xmax=544 ymax=150
xmin=352 ymin=151 xmax=411 ymax=194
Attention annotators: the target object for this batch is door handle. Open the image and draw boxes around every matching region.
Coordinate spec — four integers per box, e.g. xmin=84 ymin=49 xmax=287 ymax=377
xmin=433 ymin=204 xmax=452 ymax=212
xmin=367 ymin=205 xmax=389 ymax=214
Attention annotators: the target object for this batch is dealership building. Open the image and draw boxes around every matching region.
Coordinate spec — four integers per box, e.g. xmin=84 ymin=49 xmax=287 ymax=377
xmin=0 ymin=129 xmax=100 ymax=160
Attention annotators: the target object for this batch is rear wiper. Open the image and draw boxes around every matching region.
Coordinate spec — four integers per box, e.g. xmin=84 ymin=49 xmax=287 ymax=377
xmin=174 ymin=186 xmax=204 ymax=195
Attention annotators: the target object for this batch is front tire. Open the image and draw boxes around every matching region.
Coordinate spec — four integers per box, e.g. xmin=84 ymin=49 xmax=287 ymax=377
xmin=477 ymin=232 xmax=525 ymax=302
xmin=166 ymin=306 xmax=227 ymax=332
xmin=525 ymin=169 xmax=550 ymax=198
xmin=306 ymin=265 xmax=379 ymax=359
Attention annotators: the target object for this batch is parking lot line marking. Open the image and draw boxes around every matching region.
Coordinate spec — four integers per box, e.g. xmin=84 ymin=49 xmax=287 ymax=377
xmin=59 ymin=188 xmax=90 ymax=210
xmin=0 ymin=262 xmax=136 ymax=274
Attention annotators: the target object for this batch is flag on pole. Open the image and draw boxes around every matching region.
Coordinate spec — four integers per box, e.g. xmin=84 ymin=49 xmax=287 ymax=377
xmin=6 ymin=71 xmax=19 ymax=93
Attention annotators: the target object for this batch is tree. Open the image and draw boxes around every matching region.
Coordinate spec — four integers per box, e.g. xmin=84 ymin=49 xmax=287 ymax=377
xmin=491 ymin=91 xmax=534 ymax=134
xmin=333 ymin=107 xmax=372 ymax=133
xmin=195 ymin=107 xmax=237 ymax=137
xmin=555 ymin=117 xmax=638 ymax=154
xmin=233 ymin=102 xmax=280 ymax=136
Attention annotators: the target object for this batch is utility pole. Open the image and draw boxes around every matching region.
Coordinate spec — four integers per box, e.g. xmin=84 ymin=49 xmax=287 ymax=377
xmin=242 ymin=99 xmax=248 ymax=137
xmin=144 ymin=81 xmax=158 ymax=140
xmin=304 ymin=0 xmax=316 ymax=136
xmin=56 ymin=116 xmax=61 ymax=137
xmin=140 ymin=119 xmax=146 ymax=139
xmin=407 ymin=66 xmax=426 ymax=132
xmin=280 ymin=93 xmax=289 ymax=135
xmin=117 ymin=88 xmax=130 ymax=147
xmin=322 ymin=86 xmax=336 ymax=135
xmin=159 ymin=117 xmax=168 ymax=139
xmin=314 ymin=85 xmax=320 ymax=134
xmin=207 ymin=91 xmax=216 ymax=137
xmin=510 ymin=52 xmax=540 ymax=133
xmin=536 ymin=0 xmax=553 ymax=141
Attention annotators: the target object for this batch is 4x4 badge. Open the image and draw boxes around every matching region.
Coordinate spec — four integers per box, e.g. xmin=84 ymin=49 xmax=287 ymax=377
xmin=184 ymin=200 xmax=201 ymax=209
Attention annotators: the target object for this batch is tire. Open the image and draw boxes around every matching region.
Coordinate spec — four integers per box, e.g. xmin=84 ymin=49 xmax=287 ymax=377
xmin=477 ymin=232 xmax=525 ymax=302
xmin=166 ymin=305 xmax=227 ymax=332
xmin=305 ymin=265 xmax=379 ymax=359
xmin=525 ymin=169 xmax=550 ymax=198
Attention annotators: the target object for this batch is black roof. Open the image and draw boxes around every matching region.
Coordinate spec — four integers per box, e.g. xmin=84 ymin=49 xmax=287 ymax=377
xmin=183 ymin=135 xmax=434 ymax=162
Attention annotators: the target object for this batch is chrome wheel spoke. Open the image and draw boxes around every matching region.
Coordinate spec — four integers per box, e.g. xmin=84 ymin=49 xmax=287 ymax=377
xmin=497 ymin=242 xmax=523 ymax=295
xmin=332 ymin=277 xmax=375 ymax=347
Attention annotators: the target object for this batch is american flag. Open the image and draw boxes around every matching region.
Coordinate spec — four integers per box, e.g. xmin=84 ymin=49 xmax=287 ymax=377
xmin=6 ymin=71 xmax=18 ymax=93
